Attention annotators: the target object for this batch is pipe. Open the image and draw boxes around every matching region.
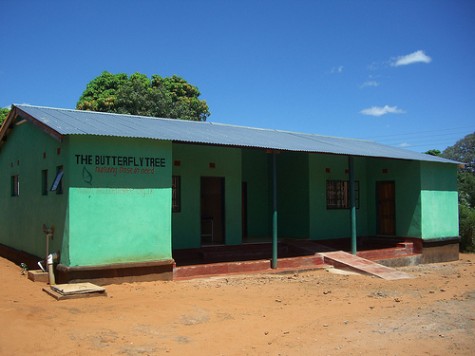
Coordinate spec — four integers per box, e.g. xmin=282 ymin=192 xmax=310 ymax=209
xmin=42 ymin=224 xmax=55 ymax=260
xmin=47 ymin=252 xmax=58 ymax=285
xmin=42 ymin=224 xmax=55 ymax=277
xmin=37 ymin=261 xmax=46 ymax=272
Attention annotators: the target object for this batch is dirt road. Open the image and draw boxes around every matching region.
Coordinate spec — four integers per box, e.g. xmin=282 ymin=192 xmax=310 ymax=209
xmin=0 ymin=254 xmax=474 ymax=355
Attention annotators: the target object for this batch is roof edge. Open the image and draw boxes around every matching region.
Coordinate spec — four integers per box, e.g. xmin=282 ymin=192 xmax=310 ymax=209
xmin=11 ymin=104 xmax=463 ymax=166
xmin=0 ymin=105 xmax=64 ymax=147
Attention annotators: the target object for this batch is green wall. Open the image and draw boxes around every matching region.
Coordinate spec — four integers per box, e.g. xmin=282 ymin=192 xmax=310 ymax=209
xmin=364 ymin=158 xmax=458 ymax=240
xmin=277 ymin=152 xmax=310 ymax=238
xmin=0 ymin=120 xmax=67 ymax=259
xmin=420 ymin=162 xmax=459 ymax=239
xmin=67 ymin=188 xmax=170 ymax=266
xmin=64 ymin=136 xmax=172 ymax=266
xmin=309 ymin=154 xmax=368 ymax=239
xmin=308 ymin=155 xmax=458 ymax=241
xmin=242 ymin=149 xmax=271 ymax=238
xmin=242 ymin=150 xmax=311 ymax=240
xmin=242 ymin=150 xmax=310 ymax=241
xmin=365 ymin=158 xmax=422 ymax=238
xmin=170 ymin=147 xmax=459 ymax=247
xmin=172 ymin=143 xmax=242 ymax=249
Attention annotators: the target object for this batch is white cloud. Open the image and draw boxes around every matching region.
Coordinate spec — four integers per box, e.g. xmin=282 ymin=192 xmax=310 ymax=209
xmin=391 ymin=50 xmax=432 ymax=67
xmin=398 ymin=142 xmax=411 ymax=148
xmin=330 ymin=65 xmax=344 ymax=74
xmin=360 ymin=80 xmax=380 ymax=88
xmin=360 ymin=105 xmax=405 ymax=117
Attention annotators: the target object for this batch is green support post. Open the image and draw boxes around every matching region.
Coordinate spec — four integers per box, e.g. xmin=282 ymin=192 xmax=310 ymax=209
xmin=348 ymin=156 xmax=357 ymax=255
xmin=272 ymin=152 xmax=278 ymax=269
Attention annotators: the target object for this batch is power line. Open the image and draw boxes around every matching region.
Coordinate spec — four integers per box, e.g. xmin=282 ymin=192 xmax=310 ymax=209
xmin=382 ymin=132 xmax=468 ymax=145
xmin=386 ymin=137 xmax=469 ymax=149
xmin=362 ymin=125 xmax=474 ymax=140
xmin=362 ymin=125 xmax=474 ymax=151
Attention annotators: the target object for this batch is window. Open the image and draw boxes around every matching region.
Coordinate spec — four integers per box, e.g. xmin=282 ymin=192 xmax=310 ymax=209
xmin=172 ymin=176 xmax=181 ymax=212
xmin=50 ymin=166 xmax=64 ymax=194
xmin=41 ymin=170 xmax=48 ymax=196
xmin=326 ymin=180 xmax=359 ymax=209
xmin=11 ymin=175 xmax=19 ymax=197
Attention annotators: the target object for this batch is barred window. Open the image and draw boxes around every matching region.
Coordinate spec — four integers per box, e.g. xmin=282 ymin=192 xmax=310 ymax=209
xmin=41 ymin=169 xmax=48 ymax=196
xmin=326 ymin=180 xmax=359 ymax=209
xmin=172 ymin=176 xmax=181 ymax=213
xmin=11 ymin=175 xmax=19 ymax=197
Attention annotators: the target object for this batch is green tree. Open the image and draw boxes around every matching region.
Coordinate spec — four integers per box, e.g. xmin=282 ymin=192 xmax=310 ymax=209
xmin=442 ymin=133 xmax=475 ymax=252
xmin=0 ymin=107 xmax=10 ymax=126
xmin=77 ymin=71 xmax=210 ymax=121
xmin=76 ymin=71 xmax=128 ymax=113
xmin=442 ymin=132 xmax=475 ymax=173
xmin=459 ymin=204 xmax=475 ymax=252
xmin=424 ymin=149 xmax=441 ymax=156
xmin=458 ymin=172 xmax=475 ymax=208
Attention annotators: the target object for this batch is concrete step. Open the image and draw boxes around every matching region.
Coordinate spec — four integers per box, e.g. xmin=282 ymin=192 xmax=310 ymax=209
xmin=319 ymin=251 xmax=413 ymax=280
xmin=174 ymin=259 xmax=270 ymax=280
xmin=357 ymin=242 xmax=414 ymax=260
xmin=173 ymin=255 xmax=326 ymax=280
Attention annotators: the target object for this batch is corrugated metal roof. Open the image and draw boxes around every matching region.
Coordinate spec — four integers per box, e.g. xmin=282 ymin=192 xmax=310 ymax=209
xmin=12 ymin=104 xmax=458 ymax=164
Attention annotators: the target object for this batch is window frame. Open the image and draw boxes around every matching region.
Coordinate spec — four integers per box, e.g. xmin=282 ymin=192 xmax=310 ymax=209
xmin=11 ymin=175 xmax=19 ymax=197
xmin=326 ymin=180 xmax=360 ymax=210
xmin=172 ymin=175 xmax=181 ymax=213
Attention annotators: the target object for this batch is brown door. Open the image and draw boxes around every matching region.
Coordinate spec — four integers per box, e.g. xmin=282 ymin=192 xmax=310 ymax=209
xmin=376 ymin=181 xmax=396 ymax=236
xmin=201 ymin=177 xmax=225 ymax=244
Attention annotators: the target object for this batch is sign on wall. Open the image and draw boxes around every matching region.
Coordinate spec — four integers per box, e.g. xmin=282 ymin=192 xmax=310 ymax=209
xmin=75 ymin=154 xmax=167 ymax=185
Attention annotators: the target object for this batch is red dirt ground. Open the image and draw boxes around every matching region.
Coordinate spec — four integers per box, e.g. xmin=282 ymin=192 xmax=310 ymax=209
xmin=0 ymin=254 xmax=474 ymax=355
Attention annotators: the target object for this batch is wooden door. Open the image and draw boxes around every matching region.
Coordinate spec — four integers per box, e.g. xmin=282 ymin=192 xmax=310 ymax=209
xmin=376 ymin=181 xmax=396 ymax=236
xmin=201 ymin=177 xmax=225 ymax=244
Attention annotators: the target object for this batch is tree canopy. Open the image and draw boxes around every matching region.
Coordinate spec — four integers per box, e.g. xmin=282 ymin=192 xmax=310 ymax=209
xmin=441 ymin=132 xmax=475 ymax=173
xmin=424 ymin=149 xmax=441 ymax=156
xmin=76 ymin=71 xmax=210 ymax=121
xmin=442 ymin=133 xmax=475 ymax=209
xmin=0 ymin=107 xmax=9 ymax=126
xmin=440 ymin=132 xmax=475 ymax=252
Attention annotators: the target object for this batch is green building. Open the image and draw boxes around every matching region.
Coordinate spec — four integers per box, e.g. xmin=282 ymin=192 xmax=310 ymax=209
xmin=0 ymin=105 xmax=460 ymax=283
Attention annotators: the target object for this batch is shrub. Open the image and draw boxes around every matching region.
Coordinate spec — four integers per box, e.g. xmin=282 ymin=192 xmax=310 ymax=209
xmin=459 ymin=204 xmax=475 ymax=252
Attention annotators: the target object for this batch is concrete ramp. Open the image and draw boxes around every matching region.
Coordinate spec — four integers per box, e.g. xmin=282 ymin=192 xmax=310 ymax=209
xmin=320 ymin=251 xmax=412 ymax=280
xmin=43 ymin=283 xmax=107 ymax=300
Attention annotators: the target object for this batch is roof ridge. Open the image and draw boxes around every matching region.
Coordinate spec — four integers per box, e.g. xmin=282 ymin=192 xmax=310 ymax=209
xmin=10 ymin=105 xmax=385 ymax=143
xmin=14 ymin=104 xmax=211 ymax=125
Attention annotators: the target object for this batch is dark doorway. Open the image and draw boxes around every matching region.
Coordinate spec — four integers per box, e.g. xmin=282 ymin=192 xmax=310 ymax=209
xmin=376 ymin=181 xmax=396 ymax=236
xmin=201 ymin=177 xmax=225 ymax=245
xmin=242 ymin=182 xmax=248 ymax=240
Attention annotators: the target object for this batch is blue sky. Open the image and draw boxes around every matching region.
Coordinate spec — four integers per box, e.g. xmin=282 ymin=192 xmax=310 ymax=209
xmin=1 ymin=0 xmax=474 ymax=153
